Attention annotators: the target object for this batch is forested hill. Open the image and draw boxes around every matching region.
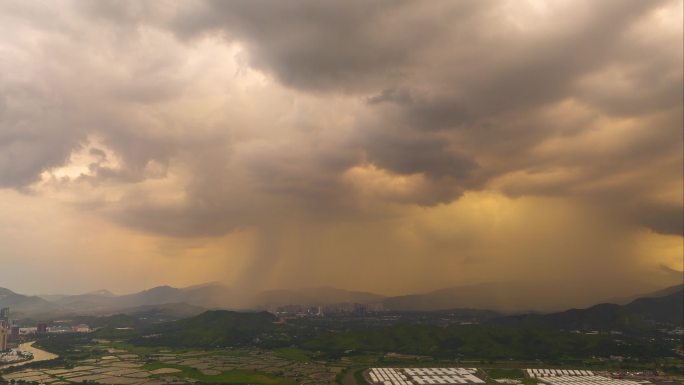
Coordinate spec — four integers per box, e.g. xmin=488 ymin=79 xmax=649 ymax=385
xmin=130 ymin=310 xmax=278 ymax=347
xmin=86 ymin=287 xmax=684 ymax=361
xmin=493 ymin=286 xmax=683 ymax=330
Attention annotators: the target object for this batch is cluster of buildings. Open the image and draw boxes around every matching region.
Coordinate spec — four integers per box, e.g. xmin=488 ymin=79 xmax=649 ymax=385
xmin=0 ymin=307 xmax=17 ymax=351
xmin=368 ymin=368 xmax=485 ymax=385
xmin=0 ymin=308 xmax=52 ymax=350
xmin=525 ymin=369 xmax=649 ymax=385
xmin=526 ymin=369 xmax=596 ymax=377
xmin=369 ymin=368 xmax=411 ymax=385
xmin=273 ymin=302 xmax=384 ymax=317
xmin=0 ymin=307 xmax=92 ymax=351
xmin=405 ymin=368 xmax=484 ymax=384
xmin=367 ymin=368 xmax=653 ymax=385
xmin=537 ymin=376 xmax=645 ymax=385
xmin=17 ymin=323 xmax=91 ymax=335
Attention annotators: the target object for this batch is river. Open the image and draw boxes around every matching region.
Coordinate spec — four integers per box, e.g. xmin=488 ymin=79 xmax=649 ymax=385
xmin=2 ymin=341 xmax=59 ymax=369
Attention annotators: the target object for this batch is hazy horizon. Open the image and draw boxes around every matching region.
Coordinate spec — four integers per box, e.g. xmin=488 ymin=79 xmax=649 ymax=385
xmin=17 ymin=278 xmax=684 ymax=301
xmin=0 ymin=1 xmax=682 ymax=307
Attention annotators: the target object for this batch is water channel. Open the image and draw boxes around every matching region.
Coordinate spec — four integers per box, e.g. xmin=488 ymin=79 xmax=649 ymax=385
xmin=2 ymin=341 xmax=58 ymax=369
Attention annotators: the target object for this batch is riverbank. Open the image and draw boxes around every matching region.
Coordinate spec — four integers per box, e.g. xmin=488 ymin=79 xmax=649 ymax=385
xmin=1 ymin=341 xmax=58 ymax=369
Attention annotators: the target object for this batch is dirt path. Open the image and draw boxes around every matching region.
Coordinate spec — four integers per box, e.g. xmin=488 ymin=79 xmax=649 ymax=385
xmin=341 ymin=367 xmax=368 ymax=385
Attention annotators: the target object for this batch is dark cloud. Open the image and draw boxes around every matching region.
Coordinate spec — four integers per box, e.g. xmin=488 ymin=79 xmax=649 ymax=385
xmin=362 ymin=126 xmax=477 ymax=180
xmin=633 ymin=203 xmax=684 ymax=236
xmin=1 ymin=0 xmax=679 ymax=236
xmin=168 ymin=0 xmax=474 ymax=93
xmin=0 ymin=0 xmax=681 ymax=298
xmin=367 ymin=88 xmax=414 ymax=106
xmin=0 ymin=82 xmax=86 ymax=188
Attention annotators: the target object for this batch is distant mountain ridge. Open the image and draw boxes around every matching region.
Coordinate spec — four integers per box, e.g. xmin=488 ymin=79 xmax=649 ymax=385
xmin=493 ymin=286 xmax=683 ymax=330
xmin=606 ymin=284 xmax=684 ymax=305
xmin=4 ymin=284 xmax=387 ymax=317
xmin=379 ymin=282 xmax=684 ymax=313
xmin=251 ymin=287 xmax=385 ymax=308
xmin=381 ymin=282 xmax=582 ymax=313
xmin=42 ymin=284 xmax=232 ymax=314
xmin=3 ymin=282 xmax=683 ymax=318
xmin=0 ymin=287 xmax=59 ymax=316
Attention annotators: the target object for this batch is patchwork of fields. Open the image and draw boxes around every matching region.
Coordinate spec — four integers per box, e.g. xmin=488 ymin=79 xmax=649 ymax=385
xmin=2 ymin=345 xmax=341 ymax=385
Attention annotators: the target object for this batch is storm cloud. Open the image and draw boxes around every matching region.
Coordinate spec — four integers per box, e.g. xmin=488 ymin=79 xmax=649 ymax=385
xmin=0 ymin=0 xmax=681 ymax=304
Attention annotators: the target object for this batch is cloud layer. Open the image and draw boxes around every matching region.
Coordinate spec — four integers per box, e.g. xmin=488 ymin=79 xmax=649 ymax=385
xmin=0 ymin=0 xmax=681 ymax=305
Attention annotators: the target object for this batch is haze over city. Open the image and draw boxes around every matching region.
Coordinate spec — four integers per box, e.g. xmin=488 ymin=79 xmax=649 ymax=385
xmin=0 ymin=0 xmax=682 ymax=310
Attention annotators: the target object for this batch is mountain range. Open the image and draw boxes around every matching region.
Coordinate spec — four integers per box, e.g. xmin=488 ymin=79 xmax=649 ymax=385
xmin=380 ymin=282 xmax=684 ymax=313
xmin=0 ymin=282 xmax=681 ymax=320
xmin=0 ymin=287 xmax=60 ymax=315
xmin=130 ymin=287 xmax=684 ymax=352
xmin=494 ymin=287 xmax=683 ymax=330
xmin=35 ymin=284 xmax=385 ymax=315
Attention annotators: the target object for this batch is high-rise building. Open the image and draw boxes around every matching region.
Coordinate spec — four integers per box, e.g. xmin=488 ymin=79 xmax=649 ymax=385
xmin=0 ymin=327 xmax=8 ymax=351
xmin=37 ymin=323 xmax=48 ymax=334
xmin=0 ymin=307 xmax=10 ymax=350
xmin=9 ymin=325 xmax=20 ymax=341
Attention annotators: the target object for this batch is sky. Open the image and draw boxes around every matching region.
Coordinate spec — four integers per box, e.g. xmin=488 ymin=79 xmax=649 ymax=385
xmin=0 ymin=0 xmax=682 ymax=305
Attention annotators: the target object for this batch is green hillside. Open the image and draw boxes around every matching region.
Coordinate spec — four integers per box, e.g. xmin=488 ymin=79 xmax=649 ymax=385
xmin=300 ymin=323 xmax=673 ymax=360
xmin=131 ymin=310 xmax=278 ymax=347
xmin=494 ymin=288 xmax=683 ymax=331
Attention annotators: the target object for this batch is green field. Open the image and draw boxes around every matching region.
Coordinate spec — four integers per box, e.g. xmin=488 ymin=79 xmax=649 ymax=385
xmin=274 ymin=347 xmax=312 ymax=362
xmin=102 ymin=341 xmax=174 ymax=355
xmin=353 ymin=368 xmax=371 ymax=385
xmin=486 ymin=368 xmax=525 ymax=379
xmin=143 ymin=361 xmax=297 ymax=385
